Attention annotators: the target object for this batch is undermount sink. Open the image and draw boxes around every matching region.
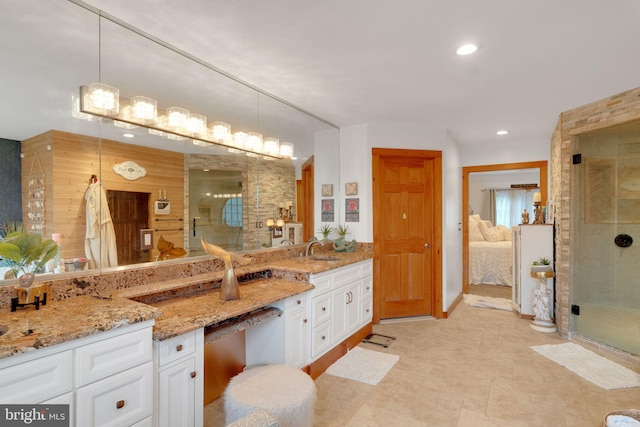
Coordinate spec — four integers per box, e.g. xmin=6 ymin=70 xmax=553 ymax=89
xmin=309 ymin=255 xmax=339 ymax=261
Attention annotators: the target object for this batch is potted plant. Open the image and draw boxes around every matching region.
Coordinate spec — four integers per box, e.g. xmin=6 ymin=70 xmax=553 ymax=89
xmin=531 ymin=257 xmax=552 ymax=272
xmin=335 ymin=224 xmax=350 ymax=240
xmin=318 ymin=224 xmax=334 ymax=241
xmin=0 ymin=232 xmax=58 ymax=286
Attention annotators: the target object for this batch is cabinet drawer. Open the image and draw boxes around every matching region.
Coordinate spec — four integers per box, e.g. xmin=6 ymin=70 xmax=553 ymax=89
xmin=361 ymin=260 xmax=373 ymax=277
xmin=311 ymin=322 xmax=332 ymax=359
xmin=361 ymin=276 xmax=373 ymax=300
xmin=156 ymin=329 xmax=197 ymax=367
xmin=0 ymin=350 xmax=72 ymax=404
xmin=285 ymin=292 xmax=309 ymax=311
xmin=361 ymin=297 xmax=373 ymax=324
xmin=76 ymin=361 xmax=153 ymax=427
xmin=332 ymin=264 xmax=361 ymax=288
xmin=310 ymin=273 xmax=332 ymax=295
xmin=311 ymin=292 xmax=332 ymax=326
xmin=75 ymin=327 xmax=152 ymax=387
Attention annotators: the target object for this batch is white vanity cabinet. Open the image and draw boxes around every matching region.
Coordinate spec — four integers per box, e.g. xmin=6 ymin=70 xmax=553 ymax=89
xmin=154 ymin=329 xmax=204 ymax=427
xmin=0 ymin=320 xmax=155 ymax=427
xmin=310 ymin=259 xmax=373 ymax=361
xmin=245 ymin=292 xmax=311 ymax=369
xmin=283 ymin=292 xmax=311 ymax=369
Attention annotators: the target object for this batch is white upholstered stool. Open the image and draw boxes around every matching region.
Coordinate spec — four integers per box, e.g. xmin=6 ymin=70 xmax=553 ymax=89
xmin=223 ymin=365 xmax=316 ymax=427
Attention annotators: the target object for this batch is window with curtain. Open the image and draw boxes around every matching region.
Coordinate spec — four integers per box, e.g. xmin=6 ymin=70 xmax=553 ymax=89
xmin=222 ymin=197 xmax=242 ymax=227
xmin=494 ymin=188 xmax=538 ymax=228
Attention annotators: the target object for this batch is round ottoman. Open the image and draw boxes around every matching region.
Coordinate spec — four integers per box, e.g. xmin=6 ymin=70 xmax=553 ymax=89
xmin=223 ymin=365 xmax=316 ymax=427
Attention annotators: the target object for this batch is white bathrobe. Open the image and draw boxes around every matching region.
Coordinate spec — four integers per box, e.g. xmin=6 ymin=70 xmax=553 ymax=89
xmin=84 ymin=182 xmax=118 ymax=269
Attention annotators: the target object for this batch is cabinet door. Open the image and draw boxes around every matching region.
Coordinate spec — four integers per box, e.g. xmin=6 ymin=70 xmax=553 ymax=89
xmin=158 ymin=358 xmax=197 ymax=427
xmin=345 ymin=282 xmax=361 ymax=334
xmin=285 ymin=307 xmax=309 ymax=368
xmin=331 ymin=287 xmax=349 ymax=343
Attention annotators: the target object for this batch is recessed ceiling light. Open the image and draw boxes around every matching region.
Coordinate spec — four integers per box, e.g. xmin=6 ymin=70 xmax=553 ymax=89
xmin=456 ymin=43 xmax=478 ymax=56
xmin=496 ymin=130 xmax=509 ymax=135
xmin=123 ymin=133 xmax=135 ymax=138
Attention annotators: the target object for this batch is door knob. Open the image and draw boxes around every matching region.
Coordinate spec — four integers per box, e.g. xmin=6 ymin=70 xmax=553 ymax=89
xmin=424 ymin=243 xmax=430 ymax=248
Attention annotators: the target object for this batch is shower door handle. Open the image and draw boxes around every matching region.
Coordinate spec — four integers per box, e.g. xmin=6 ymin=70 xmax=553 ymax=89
xmin=193 ymin=217 xmax=199 ymax=237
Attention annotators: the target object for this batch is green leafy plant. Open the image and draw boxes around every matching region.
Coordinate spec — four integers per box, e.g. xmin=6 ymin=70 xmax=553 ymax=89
xmin=532 ymin=257 xmax=551 ymax=266
xmin=0 ymin=232 xmax=58 ymax=277
xmin=318 ymin=224 xmax=334 ymax=240
xmin=335 ymin=224 xmax=350 ymax=238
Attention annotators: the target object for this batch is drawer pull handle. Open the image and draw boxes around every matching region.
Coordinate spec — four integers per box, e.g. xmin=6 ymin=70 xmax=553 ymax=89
xmin=303 ymin=319 xmax=308 ymax=323
xmin=116 ymin=400 xmax=125 ymax=409
xmin=296 ymin=299 xmax=301 ymax=305
xmin=321 ymin=335 xmax=326 ymax=340
xmin=176 ymin=344 xmax=183 ymax=352
xmin=322 ymin=307 xmax=326 ymax=312
xmin=190 ymin=371 xmax=197 ymax=378
xmin=366 ymin=286 xmax=370 ymax=290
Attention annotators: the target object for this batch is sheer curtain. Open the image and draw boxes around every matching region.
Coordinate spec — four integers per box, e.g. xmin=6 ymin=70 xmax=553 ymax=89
xmin=494 ymin=188 xmax=537 ymax=228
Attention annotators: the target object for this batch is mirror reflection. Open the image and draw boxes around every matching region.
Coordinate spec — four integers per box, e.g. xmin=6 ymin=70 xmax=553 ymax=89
xmin=0 ymin=0 xmax=339 ymax=285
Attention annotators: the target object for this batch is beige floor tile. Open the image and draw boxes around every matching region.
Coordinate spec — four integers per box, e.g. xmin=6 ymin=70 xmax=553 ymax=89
xmin=204 ymin=302 xmax=640 ymax=427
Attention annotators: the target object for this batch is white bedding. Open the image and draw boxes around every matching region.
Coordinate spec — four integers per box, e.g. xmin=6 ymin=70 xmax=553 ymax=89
xmin=469 ymin=240 xmax=513 ymax=286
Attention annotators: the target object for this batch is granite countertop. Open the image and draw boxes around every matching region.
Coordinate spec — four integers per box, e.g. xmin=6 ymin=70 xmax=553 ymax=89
xmin=0 ymin=295 xmax=161 ymax=359
xmin=264 ymin=251 xmax=372 ymax=274
xmin=141 ymin=279 xmax=313 ymax=340
xmin=0 ymin=251 xmax=372 ymax=360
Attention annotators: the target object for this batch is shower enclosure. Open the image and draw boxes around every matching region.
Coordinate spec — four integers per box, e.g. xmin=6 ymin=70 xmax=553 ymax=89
xmin=571 ymin=120 xmax=640 ymax=356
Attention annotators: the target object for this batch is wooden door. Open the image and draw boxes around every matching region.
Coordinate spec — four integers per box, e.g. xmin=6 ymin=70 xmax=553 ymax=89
xmin=107 ymin=190 xmax=150 ymax=265
xmin=300 ymin=156 xmax=314 ymax=242
xmin=373 ymin=149 xmax=442 ymax=321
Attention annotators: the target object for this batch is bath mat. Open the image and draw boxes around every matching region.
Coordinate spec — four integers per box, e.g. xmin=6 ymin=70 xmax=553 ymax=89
xmin=531 ymin=342 xmax=640 ymax=390
xmin=463 ymin=293 xmax=512 ymax=311
xmin=325 ymin=346 xmax=399 ymax=385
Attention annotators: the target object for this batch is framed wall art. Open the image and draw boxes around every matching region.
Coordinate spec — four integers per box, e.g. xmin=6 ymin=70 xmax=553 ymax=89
xmin=321 ymin=184 xmax=333 ymax=197
xmin=321 ymin=199 xmax=334 ymax=222
xmin=345 ymin=198 xmax=360 ymax=222
xmin=345 ymin=182 xmax=358 ymax=196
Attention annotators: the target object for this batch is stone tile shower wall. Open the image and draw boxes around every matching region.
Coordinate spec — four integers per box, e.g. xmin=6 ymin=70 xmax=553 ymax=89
xmin=551 ymin=86 xmax=640 ymax=337
xmin=185 ymin=154 xmax=295 ymax=250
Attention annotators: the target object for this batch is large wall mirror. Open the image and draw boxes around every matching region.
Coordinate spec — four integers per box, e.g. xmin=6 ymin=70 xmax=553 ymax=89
xmin=0 ymin=0 xmax=340 ymax=285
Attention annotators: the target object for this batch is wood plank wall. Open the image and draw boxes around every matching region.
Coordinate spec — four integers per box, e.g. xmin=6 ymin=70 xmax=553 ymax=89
xmin=21 ymin=130 xmax=184 ymax=263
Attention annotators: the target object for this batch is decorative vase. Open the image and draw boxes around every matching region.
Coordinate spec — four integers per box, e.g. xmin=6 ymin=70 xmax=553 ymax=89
xmin=333 ymin=237 xmax=357 ymax=252
xmin=18 ymin=272 xmax=35 ymax=288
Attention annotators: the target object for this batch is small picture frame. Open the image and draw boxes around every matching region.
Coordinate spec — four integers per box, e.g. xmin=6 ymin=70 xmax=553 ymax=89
xmin=321 ymin=184 xmax=333 ymax=197
xmin=345 ymin=182 xmax=358 ymax=196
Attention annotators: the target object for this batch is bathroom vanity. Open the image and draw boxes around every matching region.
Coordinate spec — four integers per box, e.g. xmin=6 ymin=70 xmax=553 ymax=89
xmin=0 ymin=251 xmax=372 ymax=427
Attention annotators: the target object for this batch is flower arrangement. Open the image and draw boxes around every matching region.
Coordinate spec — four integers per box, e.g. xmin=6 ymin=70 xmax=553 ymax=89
xmin=532 ymin=257 xmax=551 ymax=266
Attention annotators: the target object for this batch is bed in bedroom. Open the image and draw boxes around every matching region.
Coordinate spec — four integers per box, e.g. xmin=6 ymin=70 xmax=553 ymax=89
xmin=468 ymin=214 xmax=513 ymax=287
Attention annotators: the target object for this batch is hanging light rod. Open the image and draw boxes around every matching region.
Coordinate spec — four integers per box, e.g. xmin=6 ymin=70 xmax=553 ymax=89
xmin=68 ymin=0 xmax=339 ymax=130
xmin=78 ymin=84 xmax=294 ymax=159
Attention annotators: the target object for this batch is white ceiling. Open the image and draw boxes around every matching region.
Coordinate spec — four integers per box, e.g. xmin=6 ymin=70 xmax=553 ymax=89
xmin=78 ymin=0 xmax=640 ymax=148
xmin=0 ymin=0 xmax=640 ymax=152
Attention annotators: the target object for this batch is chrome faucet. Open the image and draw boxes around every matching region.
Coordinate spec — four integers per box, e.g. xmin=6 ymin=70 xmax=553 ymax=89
xmin=305 ymin=240 xmax=324 ymax=258
xmin=281 ymin=240 xmax=293 ymax=246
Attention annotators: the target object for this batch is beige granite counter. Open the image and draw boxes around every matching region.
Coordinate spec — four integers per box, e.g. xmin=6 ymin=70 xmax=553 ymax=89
xmin=0 ymin=295 xmax=161 ymax=359
xmin=130 ymin=279 xmax=314 ymax=341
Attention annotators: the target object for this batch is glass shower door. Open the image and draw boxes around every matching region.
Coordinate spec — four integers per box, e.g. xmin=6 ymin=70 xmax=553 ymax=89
xmin=572 ymin=120 xmax=640 ymax=356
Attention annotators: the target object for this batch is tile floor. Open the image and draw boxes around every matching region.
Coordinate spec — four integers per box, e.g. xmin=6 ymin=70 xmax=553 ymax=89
xmin=205 ymin=291 xmax=640 ymax=427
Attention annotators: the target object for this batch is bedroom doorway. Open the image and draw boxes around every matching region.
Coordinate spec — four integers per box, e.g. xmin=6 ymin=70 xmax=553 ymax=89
xmin=462 ymin=161 xmax=548 ymax=296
